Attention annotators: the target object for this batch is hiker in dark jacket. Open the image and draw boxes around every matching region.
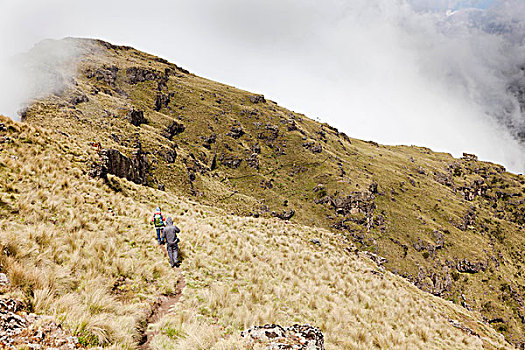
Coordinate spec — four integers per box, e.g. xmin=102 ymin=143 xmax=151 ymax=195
xmin=162 ymin=217 xmax=181 ymax=268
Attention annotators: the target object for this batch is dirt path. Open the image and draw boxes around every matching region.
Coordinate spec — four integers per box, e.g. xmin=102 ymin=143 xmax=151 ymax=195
xmin=138 ymin=254 xmax=185 ymax=349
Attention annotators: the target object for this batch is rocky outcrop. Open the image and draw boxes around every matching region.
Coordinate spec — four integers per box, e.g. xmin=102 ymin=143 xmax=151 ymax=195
xmin=0 ymin=298 xmax=80 ymax=349
xmin=302 ymin=142 xmax=322 ymax=153
xmin=458 ymin=179 xmax=488 ymax=201
xmin=241 ymin=324 xmax=324 ymax=350
xmin=128 ymin=109 xmax=146 ymax=126
xmin=85 ymin=65 xmax=119 ymax=87
xmin=249 ymin=94 xmax=266 ymax=104
xmin=68 ymin=91 xmax=89 ymax=105
xmin=220 ymin=154 xmax=242 ymax=169
xmin=454 ymin=258 xmax=487 ymax=274
xmin=162 ymin=121 xmax=185 ymax=140
xmin=91 ymin=148 xmax=150 ymax=185
xmin=227 ymin=125 xmax=245 ymax=139
xmin=414 ymin=265 xmax=453 ymax=296
xmin=154 ymin=93 xmax=171 ymax=111
xmin=126 ymin=67 xmax=161 ymax=84
xmin=272 ymin=210 xmax=295 ymax=220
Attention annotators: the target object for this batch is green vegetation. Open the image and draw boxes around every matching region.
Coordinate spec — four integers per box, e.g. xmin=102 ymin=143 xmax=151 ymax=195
xmin=11 ymin=37 xmax=525 ymax=347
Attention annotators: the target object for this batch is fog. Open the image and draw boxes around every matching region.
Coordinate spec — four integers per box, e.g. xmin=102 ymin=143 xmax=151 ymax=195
xmin=0 ymin=0 xmax=524 ymax=173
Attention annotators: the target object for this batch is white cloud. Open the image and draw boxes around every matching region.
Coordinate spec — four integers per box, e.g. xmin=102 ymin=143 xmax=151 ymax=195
xmin=0 ymin=0 xmax=523 ymax=172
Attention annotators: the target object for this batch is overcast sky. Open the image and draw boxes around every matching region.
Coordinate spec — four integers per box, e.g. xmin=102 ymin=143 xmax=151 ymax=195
xmin=0 ymin=0 xmax=524 ymax=173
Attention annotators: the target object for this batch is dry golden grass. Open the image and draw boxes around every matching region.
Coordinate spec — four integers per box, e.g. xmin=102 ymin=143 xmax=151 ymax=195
xmin=0 ymin=115 xmax=512 ymax=349
xmin=145 ymin=207 xmax=512 ymax=349
xmin=0 ymin=116 xmax=179 ymax=348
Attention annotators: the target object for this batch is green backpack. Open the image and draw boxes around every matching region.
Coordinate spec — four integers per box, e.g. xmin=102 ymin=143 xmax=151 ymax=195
xmin=154 ymin=214 xmax=164 ymax=227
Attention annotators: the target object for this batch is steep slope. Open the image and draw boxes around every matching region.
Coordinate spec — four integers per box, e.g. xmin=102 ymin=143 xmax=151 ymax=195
xmin=20 ymin=37 xmax=525 ymax=345
xmin=0 ymin=114 xmax=512 ymax=349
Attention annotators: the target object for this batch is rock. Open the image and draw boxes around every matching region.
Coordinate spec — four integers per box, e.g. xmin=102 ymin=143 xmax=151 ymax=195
xmin=462 ymin=153 xmax=478 ymax=161
xmin=85 ymin=65 xmax=119 ymax=86
xmin=128 ymin=109 xmax=146 ymax=126
xmin=455 ymin=206 xmax=477 ymax=231
xmin=434 ymin=171 xmax=455 ymax=188
xmin=287 ymin=119 xmax=298 ymax=131
xmin=302 ymin=142 xmax=322 ymax=153
xmin=126 ymin=66 xmax=161 ymax=84
xmin=227 ymin=126 xmax=245 ymax=139
xmin=257 ymin=124 xmax=279 ymax=141
xmin=162 ymin=121 xmax=185 ymax=140
xmin=249 ymin=94 xmax=266 ymax=104
xmin=202 ymin=134 xmax=216 ymax=149
xmin=220 ymin=155 xmax=242 ymax=169
xmin=272 ymin=210 xmax=295 ymax=220
xmin=90 ymin=148 xmax=150 ymax=186
xmin=246 ymin=153 xmax=259 ymax=169
xmin=241 ymin=324 xmax=324 ymax=350
xmin=362 ymin=251 xmax=387 ymax=266
xmin=68 ymin=91 xmax=89 ymax=105
xmin=456 ymin=258 xmax=487 ymax=274
xmin=0 ymin=273 xmax=8 ymax=288
xmin=310 ymin=239 xmax=321 ymax=246
xmin=0 ymin=297 xmax=79 ymax=349
xmin=154 ymin=93 xmax=171 ymax=111
xmin=458 ymin=179 xmax=487 ymax=201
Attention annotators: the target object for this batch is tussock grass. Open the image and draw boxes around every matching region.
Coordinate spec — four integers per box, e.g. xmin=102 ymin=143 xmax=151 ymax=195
xmin=0 ymin=115 xmax=511 ymax=349
xmin=148 ymin=211 xmax=511 ymax=349
xmin=0 ymin=116 xmax=178 ymax=348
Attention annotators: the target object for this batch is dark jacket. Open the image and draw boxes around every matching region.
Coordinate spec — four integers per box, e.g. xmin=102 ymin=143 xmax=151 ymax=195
xmin=162 ymin=217 xmax=180 ymax=245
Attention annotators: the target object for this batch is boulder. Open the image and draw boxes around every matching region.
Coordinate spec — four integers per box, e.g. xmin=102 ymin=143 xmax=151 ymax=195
xmin=154 ymin=93 xmax=171 ymax=111
xmin=272 ymin=210 xmax=295 ymax=220
xmin=249 ymin=94 xmax=266 ymax=104
xmin=227 ymin=126 xmax=245 ymax=139
xmin=162 ymin=121 xmax=185 ymax=140
xmin=241 ymin=324 xmax=324 ymax=350
xmin=128 ymin=109 xmax=146 ymax=126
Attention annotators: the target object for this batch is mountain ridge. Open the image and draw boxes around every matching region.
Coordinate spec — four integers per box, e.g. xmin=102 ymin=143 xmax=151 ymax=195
xmin=15 ymin=37 xmax=525 ymax=347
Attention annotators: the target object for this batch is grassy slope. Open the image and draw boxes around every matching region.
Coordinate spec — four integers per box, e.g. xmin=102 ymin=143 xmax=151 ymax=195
xmin=0 ymin=115 xmax=512 ymax=349
xmin=21 ymin=38 xmax=525 ymax=345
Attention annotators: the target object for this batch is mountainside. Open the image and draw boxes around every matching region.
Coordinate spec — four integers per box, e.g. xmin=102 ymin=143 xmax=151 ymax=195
xmin=0 ymin=114 xmax=512 ymax=349
xmin=16 ymin=37 xmax=525 ymax=346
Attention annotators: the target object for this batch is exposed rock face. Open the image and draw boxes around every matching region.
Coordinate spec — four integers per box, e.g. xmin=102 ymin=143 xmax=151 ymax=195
xmin=241 ymin=324 xmax=324 ymax=350
xmin=272 ymin=210 xmax=295 ymax=220
xmin=302 ymin=142 xmax=322 ymax=153
xmin=0 ymin=298 xmax=79 ymax=349
xmin=249 ymin=94 xmax=266 ymax=104
xmin=85 ymin=65 xmax=119 ymax=87
xmin=128 ymin=109 xmax=146 ymax=126
xmin=68 ymin=91 xmax=89 ymax=105
xmin=459 ymin=180 xmax=488 ymax=201
xmin=455 ymin=258 xmax=487 ymax=274
xmin=162 ymin=121 xmax=185 ymax=140
xmin=227 ymin=125 xmax=245 ymax=139
xmin=414 ymin=265 xmax=453 ymax=296
xmin=220 ymin=154 xmax=242 ymax=169
xmin=91 ymin=148 xmax=150 ymax=185
xmin=154 ymin=93 xmax=171 ymax=111
xmin=126 ymin=67 xmax=161 ymax=84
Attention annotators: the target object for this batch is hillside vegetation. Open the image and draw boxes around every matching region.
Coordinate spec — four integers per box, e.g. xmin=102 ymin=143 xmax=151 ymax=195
xmin=0 ymin=114 xmax=513 ymax=349
xmin=17 ymin=37 xmax=525 ymax=346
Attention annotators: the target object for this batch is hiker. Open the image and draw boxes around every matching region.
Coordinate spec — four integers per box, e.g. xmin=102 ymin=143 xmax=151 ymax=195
xmin=151 ymin=207 xmax=166 ymax=245
xmin=162 ymin=217 xmax=181 ymax=268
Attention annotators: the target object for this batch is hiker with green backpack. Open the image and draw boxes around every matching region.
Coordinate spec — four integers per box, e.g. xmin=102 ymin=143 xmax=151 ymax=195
xmin=151 ymin=207 xmax=166 ymax=245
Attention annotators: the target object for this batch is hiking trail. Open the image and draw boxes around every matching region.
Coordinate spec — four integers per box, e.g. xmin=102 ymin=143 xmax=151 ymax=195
xmin=139 ymin=275 xmax=185 ymax=349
